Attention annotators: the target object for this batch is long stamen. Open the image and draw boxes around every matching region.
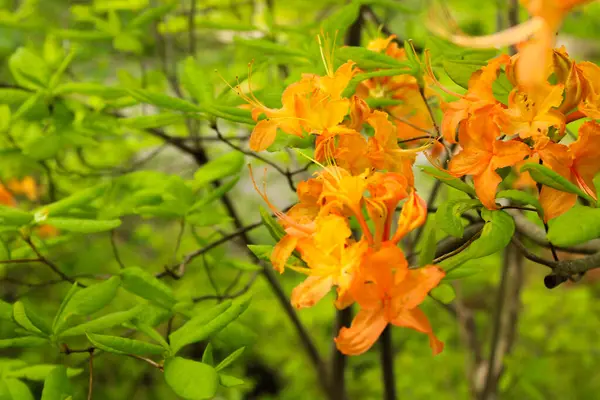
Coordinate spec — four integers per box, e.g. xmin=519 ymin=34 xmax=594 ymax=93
xmin=424 ymin=50 xmax=469 ymax=100
xmin=249 ymin=165 xmax=315 ymax=234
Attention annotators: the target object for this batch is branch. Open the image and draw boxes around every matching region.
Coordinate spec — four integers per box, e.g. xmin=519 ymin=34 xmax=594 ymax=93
xmin=156 ymin=221 xmax=262 ymax=279
xmin=507 ymin=209 xmax=600 ymax=254
xmin=480 ymin=244 xmax=524 ymax=399
xmin=380 ymin=326 xmax=397 ymax=400
xmin=331 ymin=307 xmax=352 ymax=400
xmin=22 ymin=236 xmax=84 ymax=287
xmin=193 ymin=271 xmax=259 ymax=303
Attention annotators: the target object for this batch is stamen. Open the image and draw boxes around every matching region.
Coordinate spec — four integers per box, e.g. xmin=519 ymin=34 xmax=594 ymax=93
xmin=424 ymin=50 xmax=469 ymax=100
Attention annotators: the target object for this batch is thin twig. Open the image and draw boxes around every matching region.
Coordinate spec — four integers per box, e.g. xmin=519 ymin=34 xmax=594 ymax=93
xmin=157 ymin=222 xmax=262 ymax=279
xmin=126 ymin=354 xmax=164 ymax=371
xmin=193 ymin=271 xmax=259 ymax=303
xmin=23 ymin=236 xmax=84 ymax=286
xmin=87 ymin=349 xmax=95 ymax=400
xmin=110 ymin=231 xmax=125 ymax=270
xmin=433 ymin=228 xmax=482 ymax=264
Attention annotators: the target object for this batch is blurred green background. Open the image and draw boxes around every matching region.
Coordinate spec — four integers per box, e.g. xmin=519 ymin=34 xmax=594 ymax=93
xmin=1 ymin=0 xmax=600 ymax=399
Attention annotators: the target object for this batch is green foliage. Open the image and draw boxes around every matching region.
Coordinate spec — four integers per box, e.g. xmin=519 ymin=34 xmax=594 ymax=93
xmin=0 ymin=1 xmax=598 ymax=399
xmin=521 ymin=163 xmax=596 ymax=203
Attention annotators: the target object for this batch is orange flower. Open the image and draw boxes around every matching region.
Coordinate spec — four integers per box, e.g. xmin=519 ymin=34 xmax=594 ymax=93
xmin=578 ymin=61 xmax=600 ymax=119
xmin=449 ymin=112 xmax=531 ymax=209
xmin=291 ymin=214 xmax=368 ymax=309
xmin=431 ymin=0 xmax=592 ymax=89
xmin=335 ymin=242 xmax=445 ymax=355
xmin=366 ymin=110 xmax=419 ymax=186
xmin=0 ymin=185 xmax=15 ymax=206
xmin=495 ymin=82 xmax=565 ymax=145
xmin=536 ymin=121 xmax=600 ymax=220
xmin=438 ymin=55 xmax=510 ymax=143
xmin=7 ymin=177 xmax=38 ymax=201
xmin=243 ymin=78 xmax=314 ymax=151
xmin=250 ymin=167 xmax=320 ymax=273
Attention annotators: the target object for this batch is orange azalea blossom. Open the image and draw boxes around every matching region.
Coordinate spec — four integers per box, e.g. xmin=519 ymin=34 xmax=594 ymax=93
xmin=242 ymin=33 xmax=358 ymax=152
xmin=495 ymin=82 xmax=565 ymax=146
xmin=448 ymin=112 xmax=531 ymax=209
xmin=361 ymin=35 xmax=437 ymax=147
xmin=535 ymin=121 xmax=600 ymax=221
xmin=335 ymin=242 xmax=445 ymax=355
xmin=366 ymin=110 xmax=420 ymax=186
xmin=430 ymin=0 xmax=593 ymax=88
xmin=250 ymin=167 xmax=321 ymax=273
xmin=434 ymin=54 xmax=510 ymax=143
xmin=291 ymin=214 xmax=368 ymax=309
xmin=578 ymin=61 xmax=600 ymax=119
xmin=506 ymin=46 xmax=587 ymax=114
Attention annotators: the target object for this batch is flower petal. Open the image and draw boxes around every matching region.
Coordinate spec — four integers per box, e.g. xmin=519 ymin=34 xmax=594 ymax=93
xmin=335 ymin=307 xmax=387 ymax=355
xmin=291 ymin=275 xmax=334 ymax=309
xmin=391 ymin=307 xmax=444 ymax=355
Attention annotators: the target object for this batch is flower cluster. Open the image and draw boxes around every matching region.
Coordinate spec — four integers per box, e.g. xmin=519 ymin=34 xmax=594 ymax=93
xmin=437 ymin=46 xmax=600 ymax=221
xmin=242 ymin=37 xmax=445 ymax=356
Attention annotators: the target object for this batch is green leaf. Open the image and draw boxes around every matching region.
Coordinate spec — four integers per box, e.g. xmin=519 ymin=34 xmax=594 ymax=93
xmin=492 ymin=73 xmax=512 ymax=105
xmin=41 ymin=366 xmax=72 ymax=400
xmin=127 ymin=88 xmax=202 ymax=113
xmin=48 ymin=48 xmax=77 ymax=90
xmin=247 ymin=245 xmax=273 ymax=262
xmin=44 ymin=218 xmax=121 ymax=233
xmin=59 ymin=307 xmax=142 ymax=337
xmin=134 ymin=322 xmax=171 ymax=350
xmin=9 ymin=48 xmax=50 ymax=90
xmin=6 ymin=365 xmax=82 ymax=381
xmin=113 ymin=33 xmax=143 ymax=54
xmin=86 ymin=332 xmax=165 ymax=356
xmin=129 ymin=3 xmax=175 ymax=28
xmin=202 ymin=343 xmax=214 ymax=365
xmin=443 ymin=267 xmax=483 ymax=280
xmin=547 ymin=205 xmax=600 ymax=246
xmin=121 ymin=113 xmax=187 ymax=129
xmin=420 ymin=166 xmax=477 ymax=197
xmin=336 ymin=47 xmax=412 ymax=70
xmin=520 ymin=163 xmax=595 ymax=203
xmin=0 ymin=336 xmax=48 ymax=349
xmin=259 ymin=206 xmax=284 ymax=241
xmin=180 ymin=56 xmax=214 ymax=104
xmin=321 ymin=1 xmax=360 ymax=38
xmin=2 ymin=378 xmax=34 ymax=400
xmin=440 ymin=210 xmax=515 ymax=271
xmin=169 ymin=299 xmax=243 ymax=354
xmin=233 ymin=37 xmax=308 ymax=59
xmin=52 ymin=283 xmax=80 ymax=333
xmin=219 ymin=374 xmax=245 ymax=388
xmin=37 ymin=182 xmax=109 ymax=217
xmin=215 ymin=347 xmax=245 ymax=372
xmin=442 ymin=59 xmax=485 ymax=89
xmin=436 ymin=199 xmax=481 ymax=238
xmin=418 ymin=218 xmax=437 ymax=267
xmin=120 ymin=267 xmax=177 ymax=309
xmin=193 ymin=152 xmax=245 ymax=188
xmin=0 ymin=206 xmax=33 ymax=226
xmin=188 ymin=178 xmax=239 ymax=214
xmin=496 ymin=189 xmax=543 ymax=217
xmin=13 ymin=302 xmax=47 ymax=335
xmin=223 ymin=259 xmax=262 ymax=272
xmin=53 ymin=82 xmax=126 ymax=98
xmin=429 ymin=283 xmax=456 ymax=304
xmin=53 ymin=278 xmax=122 ymax=334
xmin=164 ymin=357 xmax=219 ymax=400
